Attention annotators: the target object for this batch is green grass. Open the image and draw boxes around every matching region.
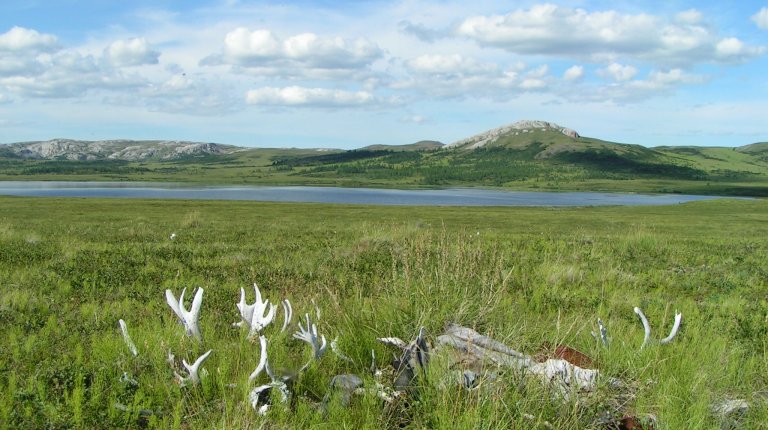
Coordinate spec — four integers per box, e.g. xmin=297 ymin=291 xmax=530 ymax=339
xmin=1 ymin=196 xmax=767 ymax=428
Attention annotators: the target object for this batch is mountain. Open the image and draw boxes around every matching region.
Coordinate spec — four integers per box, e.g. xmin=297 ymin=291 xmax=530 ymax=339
xmin=1 ymin=139 xmax=237 ymax=161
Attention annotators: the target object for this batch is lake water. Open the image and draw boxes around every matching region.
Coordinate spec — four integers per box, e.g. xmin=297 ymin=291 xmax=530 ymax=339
xmin=0 ymin=181 xmax=726 ymax=206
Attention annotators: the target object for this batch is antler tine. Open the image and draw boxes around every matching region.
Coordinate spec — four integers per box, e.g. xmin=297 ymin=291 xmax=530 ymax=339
xmin=660 ymin=312 xmax=683 ymax=344
xmin=248 ymin=335 xmax=269 ymax=383
xmin=281 ymin=299 xmax=293 ymax=332
xmin=634 ymin=307 xmax=651 ymax=350
xmin=118 ymin=319 xmax=138 ymax=357
xmin=178 ymin=349 xmax=212 ymax=386
xmin=165 ymin=287 xmax=204 ymax=341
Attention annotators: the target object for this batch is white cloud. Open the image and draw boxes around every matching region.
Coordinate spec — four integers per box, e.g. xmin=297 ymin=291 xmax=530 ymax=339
xmin=456 ymin=4 xmax=765 ymax=67
xmin=714 ymin=37 xmax=766 ymax=62
xmin=395 ymin=54 xmax=552 ymax=99
xmin=0 ymin=27 xmax=58 ymax=52
xmin=245 ymin=86 xmax=377 ymax=107
xmin=206 ymin=28 xmax=383 ymax=78
xmin=752 ymin=7 xmax=768 ymax=30
xmin=563 ymin=65 xmax=584 ymax=81
xmin=104 ymin=38 xmax=160 ymax=67
xmin=599 ymin=63 xmax=638 ymax=81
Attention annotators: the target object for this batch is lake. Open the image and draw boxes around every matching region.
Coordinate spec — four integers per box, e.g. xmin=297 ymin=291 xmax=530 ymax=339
xmin=0 ymin=181 xmax=731 ymax=206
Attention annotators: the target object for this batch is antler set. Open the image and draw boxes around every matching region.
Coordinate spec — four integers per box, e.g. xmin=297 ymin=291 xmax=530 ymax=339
xmin=592 ymin=307 xmax=682 ymax=349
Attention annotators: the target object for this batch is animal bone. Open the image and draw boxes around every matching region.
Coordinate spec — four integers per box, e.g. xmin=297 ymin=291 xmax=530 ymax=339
xmin=294 ymin=313 xmax=327 ymax=362
xmin=235 ymin=283 xmax=276 ymax=338
xmin=634 ymin=307 xmax=652 ymax=349
xmin=174 ymin=349 xmax=212 ymax=387
xmin=635 ymin=307 xmax=682 ymax=349
xmin=660 ymin=312 xmax=682 ymax=344
xmin=118 ymin=319 xmax=138 ymax=356
xmin=280 ymin=299 xmax=293 ymax=332
xmin=247 ymin=336 xmax=291 ymax=414
xmin=331 ymin=337 xmax=353 ymax=363
xmin=590 ymin=318 xmax=609 ymax=347
xmin=165 ymin=287 xmax=204 ymax=341
xmin=248 ymin=335 xmax=269 ymax=383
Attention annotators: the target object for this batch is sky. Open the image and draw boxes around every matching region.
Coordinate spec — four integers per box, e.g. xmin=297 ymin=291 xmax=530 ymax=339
xmin=0 ymin=0 xmax=767 ymax=149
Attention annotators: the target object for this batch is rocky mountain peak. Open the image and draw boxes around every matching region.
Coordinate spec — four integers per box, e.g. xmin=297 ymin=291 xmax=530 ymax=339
xmin=447 ymin=120 xmax=580 ymax=150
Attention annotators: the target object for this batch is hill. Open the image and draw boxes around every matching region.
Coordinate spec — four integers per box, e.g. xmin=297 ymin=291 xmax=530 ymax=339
xmin=1 ymin=121 xmax=767 ymax=196
xmin=1 ymin=139 xmax=238 ymax=161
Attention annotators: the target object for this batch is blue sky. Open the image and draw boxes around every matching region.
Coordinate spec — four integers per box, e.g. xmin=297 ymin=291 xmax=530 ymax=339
xmin=1 ymin=0 xmax=766 ymax=148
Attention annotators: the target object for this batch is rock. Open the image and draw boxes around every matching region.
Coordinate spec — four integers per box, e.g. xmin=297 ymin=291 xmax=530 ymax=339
xmin=447 ymin=120 xmax=580 ymax=149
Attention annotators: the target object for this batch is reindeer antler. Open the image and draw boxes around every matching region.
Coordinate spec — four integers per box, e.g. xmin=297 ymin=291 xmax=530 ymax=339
xmin=166 ymin=287 xmax=204 ymax=341
xmin=635 ymin=307 xmax=682 ymax=349
xmin=234 ymin=283 xmax=276 ymax=338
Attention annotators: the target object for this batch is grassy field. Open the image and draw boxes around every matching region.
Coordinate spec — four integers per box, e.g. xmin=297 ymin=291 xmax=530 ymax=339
xmin=1 ymin=196 xmax=767 ymax=428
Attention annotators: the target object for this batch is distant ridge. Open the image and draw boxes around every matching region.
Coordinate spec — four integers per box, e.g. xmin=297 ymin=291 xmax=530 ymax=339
xmin=360 ymin=140 xmax=444 ymax=152
xmin=1 ymin=139 xmax=235 ymax=161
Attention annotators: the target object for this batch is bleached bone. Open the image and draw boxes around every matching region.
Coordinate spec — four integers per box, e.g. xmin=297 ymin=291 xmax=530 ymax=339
xmin=248 ymin=335 xmax=269 ymax=383
xmin=294 ymin=313 xmax=327 ymax=361
xmin=635 ymin=307 xmax=682 ymax=348
xmin=634 ymin=307 xmax=652 ymax=349
xmin=247 ymin=336 xmax=290 ymax=414
xmin=175 ymin=349 xmax=212 ymax=387
xmin=377 ymin=337 xmax=407 ymax=349
xmin=590 ymin=318 xmax=609 ymax=347
xmin=331 ymin=337 xmax=353 ymax=363
xmin=118 ymin=319 xmax=138 ymax=356
xmin=166 ymin=287 xmax=204 ymax=341
xmin=660 ymin=312 xmax=682 ymax=344
xmin=280 ymin=299 xmax=293 ymax=332
xmin=435 ymin=324 xmax=608 ymax=399
xmin=235 ymin=284 xmax=276 ymax=338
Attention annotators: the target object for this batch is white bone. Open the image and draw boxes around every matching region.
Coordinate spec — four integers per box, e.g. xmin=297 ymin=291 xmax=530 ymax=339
xmin=248 ymin=336 xmax=269 ymax=383
xmin=235 ymin=284 xmax=276 ymax=338
xmin=175 ymin=349 xmax=212 ymax=386
xmin=294 ymin=313 xmax=327 ymax=362
xmin=660 ymin=312 xmax=682 ymax=344
xmin=281 ymin=299 xmax=293 ymax=332
xmin=166 ymin=287 xmax=204 ymax=341
xmin=634 ymin=307 xmax=651 ymax=349
xmin=118 ymin=319 xmax=138 ymax=356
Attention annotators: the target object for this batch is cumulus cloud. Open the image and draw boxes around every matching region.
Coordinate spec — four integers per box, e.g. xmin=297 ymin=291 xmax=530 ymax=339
xmin=204 ymin=28 xmax=383 ymax=79
xmin=245 ymin=86 xmax=378 ymax=107
xmin=0 ymin=26 xmax=58 ymax=52
xmin=563 ymin=65 xmax=584 ymax=81
xmin=456 ymin=4 xmax=765 ymax=67
xmin=599 ymin=63 xmax=638 ymax=81
xmin=104 ymin=38 xmax=160 ymax=67
xmin=752 ymin=8 xmax=768 ymax=30
xmin=394 ymin=54 xmax=551 ymax=99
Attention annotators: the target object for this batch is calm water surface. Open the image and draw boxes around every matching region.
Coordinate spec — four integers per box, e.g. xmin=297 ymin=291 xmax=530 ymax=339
xmin=0 ymin=181 xmax=726 ymax=206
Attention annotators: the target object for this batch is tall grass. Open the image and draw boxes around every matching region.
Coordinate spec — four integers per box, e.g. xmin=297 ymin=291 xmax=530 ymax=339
xmin=0 ymin=196 xmax=766 ymax=428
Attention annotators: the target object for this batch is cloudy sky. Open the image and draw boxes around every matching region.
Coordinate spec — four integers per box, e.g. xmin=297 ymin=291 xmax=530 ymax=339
xmin=1 ymin=0 xmax=766 ymax=148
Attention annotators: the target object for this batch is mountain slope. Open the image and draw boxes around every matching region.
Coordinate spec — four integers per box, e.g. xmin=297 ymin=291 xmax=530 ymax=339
xmin=2 ymin=139 xmax=238 ymax=161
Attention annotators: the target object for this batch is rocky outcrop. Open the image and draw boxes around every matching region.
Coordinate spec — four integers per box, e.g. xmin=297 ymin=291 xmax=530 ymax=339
xmin=1 ymin=139 xmax=229 ymax=161
xmin=447 ymin=120 xmax=580 ymax=150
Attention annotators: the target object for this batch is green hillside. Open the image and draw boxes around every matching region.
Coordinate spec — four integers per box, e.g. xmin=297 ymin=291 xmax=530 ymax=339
xmin=1 ymin=123 xmax=767 ymax=196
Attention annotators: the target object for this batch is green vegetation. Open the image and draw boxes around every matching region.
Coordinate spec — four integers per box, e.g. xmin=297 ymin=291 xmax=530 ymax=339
xmin=1 ymin=196 xmax=767 ymax=428
xmin=2 ymin=131 xmax=768 ymax=196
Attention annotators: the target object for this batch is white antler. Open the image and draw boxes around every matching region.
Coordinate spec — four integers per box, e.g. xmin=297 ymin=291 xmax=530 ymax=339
xmin=281 ymin=299 xmax=293 ymax=332
xmin=166 ymin=287 xmax=204 ymax=341
xmin=235 ymin=284 xmax=276 ymax=338
xmin=118 ymin=319 xmax=138 ymax=356
xmin=634 ymin=307 xmax=652 ymax=349
xmin=590 ymin=318 xmax=610 ymax=347
xmin=294 ymin=313 xmax=327 ymax=362
xmin=175 ymin=349 xmax=212 ymax=386
xmin=248 ymin=335 xmax=269 ymax=383
xmin=660 ymin=312 xmax=683 ymax=344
